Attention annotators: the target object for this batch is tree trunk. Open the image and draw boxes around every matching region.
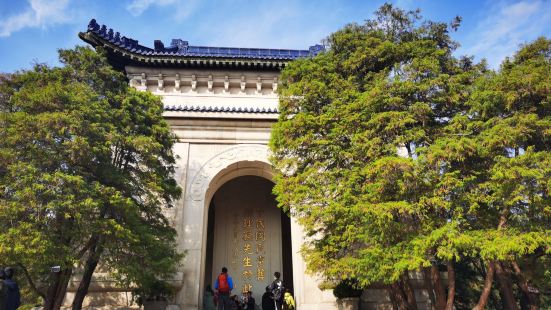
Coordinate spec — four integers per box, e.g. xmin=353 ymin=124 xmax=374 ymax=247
xmin=511 ymin=261 xmax=539 ymax=310
xmin=387 ymin=285 xmax=399 ymax=310
xmin=445 ymin=260 xmax=455 ymax=310
xmin=72 ymin=238 xmax=104 ymax=310
xmin=473 ymin=261 xmax=495 ymax=310
xmin=423 ymin=267 xmax=437 ymax=310
xmin=401 ymin=274 xmax=418 ymax=310
xmin=389 ymin=282 xmax=410 ymax=310
xmin=430 ymin=264 xmax=447 ymax=310
xmin=44 ymin=267 xmax=72 ymax=310
xmin=495 ymin=262 xmax=519 ymax=310
xmin=43 ymin=274 xmax=58 ymax=309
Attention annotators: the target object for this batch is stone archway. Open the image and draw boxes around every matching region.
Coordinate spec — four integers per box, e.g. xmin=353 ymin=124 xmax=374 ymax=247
xmin=178 ymin=145 xmax=275 ymax=308
xmin=176 ymin=144 xmax=338 ymax=310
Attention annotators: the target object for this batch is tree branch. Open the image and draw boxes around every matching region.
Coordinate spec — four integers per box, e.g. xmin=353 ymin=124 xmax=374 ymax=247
xmin=76 ymin=234 xmax=100 ymax=259
xmin=17 ymin=262 xmax=46 ymax=299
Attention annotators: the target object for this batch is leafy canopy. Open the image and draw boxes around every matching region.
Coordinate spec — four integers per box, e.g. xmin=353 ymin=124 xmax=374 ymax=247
xmin=270 ymin=3 xmax=550 ymax=288
xmin=0 ymin=46 xmax=183 ymax=301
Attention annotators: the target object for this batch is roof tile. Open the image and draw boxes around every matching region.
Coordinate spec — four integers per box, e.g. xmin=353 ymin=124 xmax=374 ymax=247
xmin=163 ymin=105 xmax=279 ymax=113
xmin=86 ymin=19 xmax=323 ymax=61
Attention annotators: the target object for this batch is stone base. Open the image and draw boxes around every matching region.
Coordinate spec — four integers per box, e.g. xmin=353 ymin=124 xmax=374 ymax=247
xmin=143 ymin=300 xmax=168 ymax=310
xmin=337 ymin=297 xmax=360 ymax=310
xmin=62 ymin=291 xmax=140 ymax=309
xmin=361 ymin=288 xmax=432 ymax=310
xmin=297 ymin=302 xmax=339 ymax=310
xmin=57 ymin=282 xmax=433 ymax=310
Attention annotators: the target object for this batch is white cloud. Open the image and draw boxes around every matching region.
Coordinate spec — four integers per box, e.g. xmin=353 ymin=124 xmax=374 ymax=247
xmin=0 ymin=0 xmax=72 ymax=37
xmin=460 ymin=0 xmax=551 ymax=68
xmin=126 ymin=0 xmax=198 ymax=20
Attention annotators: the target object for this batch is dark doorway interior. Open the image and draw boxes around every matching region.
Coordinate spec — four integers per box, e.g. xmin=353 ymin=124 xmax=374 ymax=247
xmin=204 ymin=175 xmax=294 ymax=296
xmin=281 ymin=210 xmax=294 ymax=293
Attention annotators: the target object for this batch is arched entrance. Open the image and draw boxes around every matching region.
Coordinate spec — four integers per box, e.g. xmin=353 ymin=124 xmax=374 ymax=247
xmin=181 ymin=145 xmax=299 ymax=309
xmin=203 ymin=173 xmax=293 ymax=305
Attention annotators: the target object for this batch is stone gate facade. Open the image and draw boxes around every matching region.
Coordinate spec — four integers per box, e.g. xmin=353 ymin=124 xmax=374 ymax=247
xmin=72 ymin=19 xmax=431 ymax=310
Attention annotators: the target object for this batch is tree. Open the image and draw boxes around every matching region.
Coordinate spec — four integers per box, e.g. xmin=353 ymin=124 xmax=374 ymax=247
xmin=270 ymin=4 xmax=550 ymax=309
xmin=443 ymin=37 xmax=550 ymax=310
xmin=0 ymin=46 xmax=183 ymax=310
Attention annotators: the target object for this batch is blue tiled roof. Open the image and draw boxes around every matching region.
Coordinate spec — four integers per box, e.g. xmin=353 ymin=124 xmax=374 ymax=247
xmin=86 ymin=19 xmax=324 ymax=60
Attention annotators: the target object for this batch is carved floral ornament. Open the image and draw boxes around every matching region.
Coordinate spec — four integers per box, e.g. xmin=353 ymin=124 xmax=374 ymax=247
xmin=187 ymin=145 xmax=270 ymax=202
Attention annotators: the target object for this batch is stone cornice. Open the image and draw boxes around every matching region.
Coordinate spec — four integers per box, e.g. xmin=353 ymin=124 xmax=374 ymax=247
xmin=126 ymin=67 xmax=281 ymax=97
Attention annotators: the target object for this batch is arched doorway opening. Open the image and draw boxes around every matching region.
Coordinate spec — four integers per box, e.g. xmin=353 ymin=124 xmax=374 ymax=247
xmin=204 ymin=175 xmax=293 ymax=304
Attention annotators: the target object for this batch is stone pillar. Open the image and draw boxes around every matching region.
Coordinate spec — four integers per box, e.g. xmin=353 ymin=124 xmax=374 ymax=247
xmin=290 ymin=217 xmax=337 ymax=310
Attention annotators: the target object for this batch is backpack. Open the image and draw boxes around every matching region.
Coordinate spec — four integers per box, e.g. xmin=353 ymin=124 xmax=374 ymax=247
xmin=218 ymin=273 xmax=230 ymax=293
xmin=271 ymin=279 xmax=284 ymax=301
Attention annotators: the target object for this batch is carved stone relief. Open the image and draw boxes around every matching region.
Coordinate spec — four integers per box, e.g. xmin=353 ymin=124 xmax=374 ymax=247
xmin=187 ymin=144 xmax=269 ymax=202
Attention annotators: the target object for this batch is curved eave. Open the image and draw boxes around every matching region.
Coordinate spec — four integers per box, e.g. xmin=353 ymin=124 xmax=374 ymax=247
xmin=79 ymin=31 xmax=290 ymax=71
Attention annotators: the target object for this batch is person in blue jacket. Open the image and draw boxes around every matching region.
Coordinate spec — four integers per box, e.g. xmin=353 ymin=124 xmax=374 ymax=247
xmin=214 ymin=267 xmax=234 ymax=309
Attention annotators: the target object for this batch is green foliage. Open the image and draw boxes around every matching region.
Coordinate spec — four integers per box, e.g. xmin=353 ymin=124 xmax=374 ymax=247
xmin=332 ymin=279 xmax=363 ymax=299
xmin=270 ymin=3 xmax=550 ymax=304
xmin=0 ymin=46 xmax=182 ymax=302
xmin=132 ymin=279 xmax=176 ymax=306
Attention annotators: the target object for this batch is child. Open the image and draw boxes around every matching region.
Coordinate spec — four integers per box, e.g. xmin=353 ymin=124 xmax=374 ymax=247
xmin=283 ymin=289 xmax=295 ymax=310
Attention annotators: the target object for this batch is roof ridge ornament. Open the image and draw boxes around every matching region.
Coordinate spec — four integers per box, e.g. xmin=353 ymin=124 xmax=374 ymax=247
xmin=88 ymin=19 xmax=99 ymax=31
xmin=309 ymin=44 xmax=324 ymax=55
xmin=154 ymin=40 xmax=165 ymax=52
xmin=171 ymin=39 xmax=189 ymax=53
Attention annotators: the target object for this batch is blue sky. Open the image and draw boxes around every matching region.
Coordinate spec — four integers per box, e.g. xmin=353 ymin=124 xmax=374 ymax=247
xmin=0 ymin=0 xmax=550 ymax=72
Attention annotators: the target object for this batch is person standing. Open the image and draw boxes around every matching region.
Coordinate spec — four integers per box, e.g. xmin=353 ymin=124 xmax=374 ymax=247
xmin=268 ymin=272 xmax=284 ymax=310
xmin=0 ymin=270 xmax=8 ymax=310
xmin=214 ymin=267 xmax=234 ymax=310
xmin=204 ymin=285 xmax=216 ymax=310
xmin=4 ymin=267 xmax=20 ymax=310
xmin=261 ymin=286 xmax=274 ymax=310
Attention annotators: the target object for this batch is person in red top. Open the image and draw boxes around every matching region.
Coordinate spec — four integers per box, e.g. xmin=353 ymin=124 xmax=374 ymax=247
xmin=214 ymin=267 xmax=234 ymax=310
